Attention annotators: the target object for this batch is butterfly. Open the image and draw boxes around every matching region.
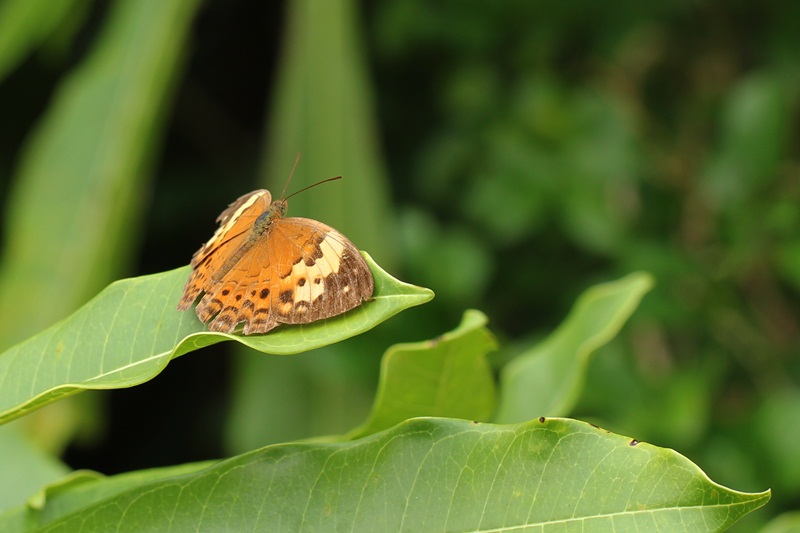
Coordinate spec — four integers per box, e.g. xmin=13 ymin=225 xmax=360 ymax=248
xmin=177 ymin=179 xmax=374 ymax=335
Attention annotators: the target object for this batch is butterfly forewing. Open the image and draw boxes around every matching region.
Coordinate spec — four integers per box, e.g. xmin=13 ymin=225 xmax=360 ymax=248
xmin=177 ymin=190 xmax=272 ymax=311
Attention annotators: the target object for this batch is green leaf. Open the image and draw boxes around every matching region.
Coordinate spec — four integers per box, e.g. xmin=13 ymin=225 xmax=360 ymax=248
xmin=8 ymin=418 xmax=769 ymax=532
xmin=0 ymin=253 xmax=433 ymax=425
xmin=495 ymin=272 xmax=654 ymax=422
xmin=0 ymin=463 xmax=209 ymax=532
xmin=0 ymin=0 xmax=202 ymax=350
xmin=348 ymin=309 xmax=497 ymax=439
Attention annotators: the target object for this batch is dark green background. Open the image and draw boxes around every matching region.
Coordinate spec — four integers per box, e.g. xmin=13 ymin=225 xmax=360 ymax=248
xmin=0 ymin=1 xmax=797 ymax=531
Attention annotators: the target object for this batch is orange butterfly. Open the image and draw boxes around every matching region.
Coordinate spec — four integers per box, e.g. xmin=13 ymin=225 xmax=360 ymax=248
xmin=177 ymin=179 xmax=373 ymax=335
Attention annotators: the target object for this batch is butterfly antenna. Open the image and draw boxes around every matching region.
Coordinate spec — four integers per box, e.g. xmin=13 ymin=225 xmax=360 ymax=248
xmin=279 ymin=152 xmax=303 ymax=199
xmin=285 ymin=176 xmax=343 ymax=201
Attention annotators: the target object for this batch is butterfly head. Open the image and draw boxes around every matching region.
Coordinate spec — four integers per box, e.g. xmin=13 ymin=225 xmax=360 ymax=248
xmin=253 ymin=199 xmax=287 ymax=235
xmin=270 ymin=198 xmax=288 ymax=218
xmin=253 ymin=176 xmax=342 ymax=237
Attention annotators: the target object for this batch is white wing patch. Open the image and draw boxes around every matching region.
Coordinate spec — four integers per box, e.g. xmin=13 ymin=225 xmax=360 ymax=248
xmin=291 ymin=233 xmax=345 ymax=304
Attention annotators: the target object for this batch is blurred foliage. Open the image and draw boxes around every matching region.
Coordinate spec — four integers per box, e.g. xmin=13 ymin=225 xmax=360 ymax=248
xmin=0 ymin=0 xmax=798 ymax=530
xmin=367 ymin=1 xmax=800 ymax=530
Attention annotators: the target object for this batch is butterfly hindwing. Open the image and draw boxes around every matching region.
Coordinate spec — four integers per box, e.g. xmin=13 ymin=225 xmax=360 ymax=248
xmin=267 ymin=218 xmax=373 ymax=327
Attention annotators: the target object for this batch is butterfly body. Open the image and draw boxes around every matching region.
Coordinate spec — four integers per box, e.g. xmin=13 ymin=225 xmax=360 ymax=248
xmin=178 ymin=189 xmax=373 ymax=335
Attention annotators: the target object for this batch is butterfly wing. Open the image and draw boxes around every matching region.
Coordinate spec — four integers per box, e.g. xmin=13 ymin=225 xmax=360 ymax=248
xmin=177 ymin=189 xmax=271 ymax=311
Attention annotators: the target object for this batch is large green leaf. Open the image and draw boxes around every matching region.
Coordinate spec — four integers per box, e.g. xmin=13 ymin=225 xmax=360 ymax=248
xmin=2 ymin=418 xmax=769 ymax=532
xmin=0 ymin=254 xmax=433 ymax=425
xmin=0 ymin=0 xmax=202 ymax=350
xmin=495 ymin=272 xmax=654 ymax=422
xmin=348 ymin=309 xmax=497 ymax=439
